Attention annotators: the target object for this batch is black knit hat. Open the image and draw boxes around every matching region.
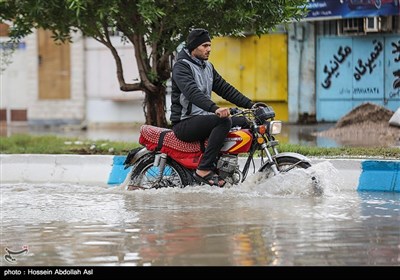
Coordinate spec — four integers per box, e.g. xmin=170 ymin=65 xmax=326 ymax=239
xmin=186 ymin=28 xmax=211 ymax=52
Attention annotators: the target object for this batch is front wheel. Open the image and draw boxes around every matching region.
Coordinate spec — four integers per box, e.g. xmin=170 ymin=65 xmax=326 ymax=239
xmin=259 ymin=156 xmax=311 ymax=178
xmin=128 ymin=154 xmax=192 ymax=190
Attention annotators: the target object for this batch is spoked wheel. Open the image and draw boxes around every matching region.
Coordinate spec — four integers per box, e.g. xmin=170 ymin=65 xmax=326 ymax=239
xmin=128 ymin=155 xmax=191 ymax=190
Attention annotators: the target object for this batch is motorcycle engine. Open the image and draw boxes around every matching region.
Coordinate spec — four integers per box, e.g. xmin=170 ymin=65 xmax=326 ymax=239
xmin=217 ymin=155 xmax=241 ymax=184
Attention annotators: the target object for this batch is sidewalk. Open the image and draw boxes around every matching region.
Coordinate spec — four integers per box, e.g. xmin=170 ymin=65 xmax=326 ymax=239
xmin=1 ymin=154 xmax=399 ymax=192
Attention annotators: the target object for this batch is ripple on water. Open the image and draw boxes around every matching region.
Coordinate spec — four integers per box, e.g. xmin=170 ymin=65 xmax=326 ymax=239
xmin=1 ymin=165 xmax=399 ymax=266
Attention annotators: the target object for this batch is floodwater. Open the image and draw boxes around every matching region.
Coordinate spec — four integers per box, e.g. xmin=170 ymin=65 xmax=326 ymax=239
xmin=1 ymin=162 xmax=399 ymax=266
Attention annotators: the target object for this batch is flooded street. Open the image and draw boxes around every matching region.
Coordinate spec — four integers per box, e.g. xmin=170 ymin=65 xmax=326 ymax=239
xmin=1 ymin=162 xmax=399 ymax=266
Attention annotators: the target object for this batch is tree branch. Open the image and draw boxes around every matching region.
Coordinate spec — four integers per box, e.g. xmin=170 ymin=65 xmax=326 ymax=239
xmin=93 ymin=20 xmax=145 ymax=92
xmin=130 ymin=32 xmax=157 ymax=93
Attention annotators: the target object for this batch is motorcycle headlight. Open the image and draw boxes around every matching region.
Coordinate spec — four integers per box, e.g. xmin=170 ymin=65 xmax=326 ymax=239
xmin=269 ymin=121 xmax=282 ymax=135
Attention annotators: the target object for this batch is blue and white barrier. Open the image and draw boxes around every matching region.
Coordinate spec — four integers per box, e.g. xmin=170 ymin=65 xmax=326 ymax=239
xmin=358 ymin=161 xmax=399 ymax=192
xmin=1 ymin=155 xmax=399 ymax=192
xmin=108 ymin=155 xmax=132 ymax=185
xmin=1 ymin=155 xmax=113 ymax=186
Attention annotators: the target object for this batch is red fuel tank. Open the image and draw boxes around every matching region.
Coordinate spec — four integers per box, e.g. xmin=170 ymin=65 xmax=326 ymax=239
xmin=220 ymin=129 xmax=253 ymax=154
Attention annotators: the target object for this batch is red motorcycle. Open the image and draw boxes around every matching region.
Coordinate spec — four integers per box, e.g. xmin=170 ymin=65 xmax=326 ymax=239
xmin=122 ymin=102 xmax=315 ymax=190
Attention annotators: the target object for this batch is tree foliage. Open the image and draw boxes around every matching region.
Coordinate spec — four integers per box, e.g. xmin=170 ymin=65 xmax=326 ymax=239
xmin=1 ymin=0 xmax=308 ymax=127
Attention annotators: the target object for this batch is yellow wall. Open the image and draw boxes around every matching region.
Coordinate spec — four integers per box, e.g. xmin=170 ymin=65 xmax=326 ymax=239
xmin=210 ymin=34 xmax=288 ymax=121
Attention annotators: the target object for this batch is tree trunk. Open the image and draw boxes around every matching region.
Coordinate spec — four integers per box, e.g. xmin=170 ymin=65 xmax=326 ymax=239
xmin=144 ymin=85 xmax=168 ymax=127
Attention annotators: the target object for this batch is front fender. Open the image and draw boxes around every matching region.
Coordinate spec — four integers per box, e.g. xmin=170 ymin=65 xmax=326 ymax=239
xmin=273 ymin=152 xmax=311 ymax=163
xmin=259 ymin=152 xmax=311 ymax=172
xmin=123 ymin=147 xmax=151 ymax=169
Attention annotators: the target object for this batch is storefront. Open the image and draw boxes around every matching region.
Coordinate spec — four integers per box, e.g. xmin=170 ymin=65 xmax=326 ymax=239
xmin=307 ymin=0 xmax=399 ymax=121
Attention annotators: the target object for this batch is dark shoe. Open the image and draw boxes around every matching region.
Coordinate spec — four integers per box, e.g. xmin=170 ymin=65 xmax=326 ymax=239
xmin=127 ymin=185 xmax=146 ymax=191
xmin=193 ymin=171 xmax=219 ymax=186
xmin=213 ymin=169 xmax=226 ymax=187
xmin=193 ymin=171 xmax=226 ymax=187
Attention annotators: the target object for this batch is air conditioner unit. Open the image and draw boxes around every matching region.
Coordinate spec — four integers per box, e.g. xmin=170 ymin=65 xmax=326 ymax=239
xmin=380 ymin=16 xmax=394 ymax=32
xmin=343 ymin=18 xmax=362 ymax=32
xmin=364 ymin=17 xmax=380 ymax=32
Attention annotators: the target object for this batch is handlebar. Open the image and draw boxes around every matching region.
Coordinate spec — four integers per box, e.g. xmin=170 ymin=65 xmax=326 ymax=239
xmin=251 ymin=102 xmax=269 ymax=109
xmin=230 ymin=102 xmax=270 ymax=116
xmin=229 ymin=102 xmax=275 ymax=124
xmin=229 ymin=107 xmax=241 ymax=115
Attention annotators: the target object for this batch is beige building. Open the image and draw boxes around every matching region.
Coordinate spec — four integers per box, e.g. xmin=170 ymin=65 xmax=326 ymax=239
xmin=1 ymin=26 xmax=146 ymax=127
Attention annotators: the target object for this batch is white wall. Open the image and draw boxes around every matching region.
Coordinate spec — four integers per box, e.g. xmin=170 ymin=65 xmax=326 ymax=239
xmin=288 ymin=22 xmax=316 ymax=123
xmin=2 ymin=31 xmax=171 ymax=126
xmin=1 ymin=31 xmax=86 ymax=125
xmin=1 ymin=37 xmax=30 ymax=113
xmin=29 ymin=32 xmax=86 ymax=125
xmin=85 ymin=37 xmax=146 ymax=124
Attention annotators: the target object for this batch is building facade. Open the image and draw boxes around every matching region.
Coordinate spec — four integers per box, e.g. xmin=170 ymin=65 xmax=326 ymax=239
xmin=1 ymin=28 xmax=147 ymax=127
xmin=212 ymin=0 xmax=399 ymax=123
xmin=1 ymin=1 xmax=399 ymax=126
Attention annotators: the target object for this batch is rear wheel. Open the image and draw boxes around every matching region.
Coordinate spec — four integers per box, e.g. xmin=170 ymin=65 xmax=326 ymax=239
xmin=128 ymin=155 xmax=192 ymax=190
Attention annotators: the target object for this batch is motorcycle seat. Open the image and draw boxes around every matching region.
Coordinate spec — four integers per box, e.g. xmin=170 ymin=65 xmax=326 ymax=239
xmin=139 ymin=125 xmax=207 ymax=154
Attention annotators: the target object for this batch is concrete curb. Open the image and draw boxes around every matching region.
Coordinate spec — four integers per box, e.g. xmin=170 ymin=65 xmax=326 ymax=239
xmin=1 ymin=154 xmax=112 ymax=186
xmin=1 ymin=154 xmax=399 ymax=192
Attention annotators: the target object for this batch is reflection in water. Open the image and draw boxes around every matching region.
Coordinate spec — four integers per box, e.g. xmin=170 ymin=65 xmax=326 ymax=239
xmin=231 ymin=227 xmax=275 ymax=266
xmin=1 ymin=162 xmax=399 ymax=266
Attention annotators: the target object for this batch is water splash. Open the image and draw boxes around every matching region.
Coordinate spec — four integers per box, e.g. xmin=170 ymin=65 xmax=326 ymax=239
xmin=112 ymin=160 xmax=346 ymax=199
xmin=236 ymin=160 xmax=344 ymax=198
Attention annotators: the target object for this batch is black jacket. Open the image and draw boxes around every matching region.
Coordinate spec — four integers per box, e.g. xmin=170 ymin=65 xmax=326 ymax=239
xmin=170 ymin=48 xmax=254 ymax=124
